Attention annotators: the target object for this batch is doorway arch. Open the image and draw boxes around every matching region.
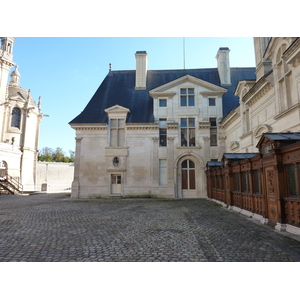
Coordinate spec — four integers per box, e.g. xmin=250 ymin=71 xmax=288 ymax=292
xmin=175 ymin=153 xmax=205 ymax=198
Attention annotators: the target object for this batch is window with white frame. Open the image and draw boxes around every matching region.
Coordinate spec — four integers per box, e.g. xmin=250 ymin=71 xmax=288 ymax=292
xmin=209 ymin=98 xmax=216 ymax=106
xmin=180 ymin=88 xmax=195 ymax=106
xmin=180 ymin=118 xmax=195 ymax=147
xmin=110 ymin=118 xmax=125 ymax=147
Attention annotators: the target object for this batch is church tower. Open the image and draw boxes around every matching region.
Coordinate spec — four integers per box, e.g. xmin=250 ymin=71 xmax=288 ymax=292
xmin=0 ymin=37 xmax=44 ymax=192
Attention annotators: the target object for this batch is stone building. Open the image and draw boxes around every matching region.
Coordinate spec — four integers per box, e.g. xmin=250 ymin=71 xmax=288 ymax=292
xmin=69 ymin=47 xmax=256 ymax=199
xmin=0 ymin=37 xmax=44 ymax=193
xmin=206 ymin=37 xmax=300 ymax=235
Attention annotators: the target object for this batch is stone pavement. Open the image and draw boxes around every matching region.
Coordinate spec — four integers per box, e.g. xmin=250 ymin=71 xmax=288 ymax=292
xmin=1 ymin=193 xmax=300 ymax=262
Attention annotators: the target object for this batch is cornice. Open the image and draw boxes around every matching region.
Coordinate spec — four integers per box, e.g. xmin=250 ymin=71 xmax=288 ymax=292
xmin=69 ymin=123 xmax=107 ymax=130
xmin=274 ymin=103 xmax=300 ymax=120
xmin=282 ymin=38 xmax=300 ymax=67
xmin=242 ymin=76 xmax=273 ymax=107
xmin=126 ymin=123 xmax=158 ymax=130
xmin=149 ymin=92 xmax=176 ymax=98
xmin=220 ymin=109 xmax=240 ymax=128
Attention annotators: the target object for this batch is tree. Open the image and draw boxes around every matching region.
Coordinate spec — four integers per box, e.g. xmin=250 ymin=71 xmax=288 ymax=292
xmin=38 ymin=147 xmax=75 ymax=163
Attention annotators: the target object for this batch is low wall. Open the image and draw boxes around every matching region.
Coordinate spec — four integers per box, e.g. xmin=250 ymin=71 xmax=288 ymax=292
xmin=36 ymin=162 xmax=74 ymax=192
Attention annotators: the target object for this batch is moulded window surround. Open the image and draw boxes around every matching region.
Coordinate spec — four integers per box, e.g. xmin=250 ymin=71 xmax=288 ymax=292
xmin=159 ymin=119 xmax=167 ymax=147
xmin=210 ymin=118 xmax=217 ymax=146
xmin=180 ymin=118 xmax=195 ymax=147
xmin=109 ymin=118 xmax=125 ymax=147
xmin=180 ymin=88 xmax=195 ymax=107
xmin=11 ymin=107 xmax=21 ymax=129
xmin=276 ymin=44 xmax=293 ymax=112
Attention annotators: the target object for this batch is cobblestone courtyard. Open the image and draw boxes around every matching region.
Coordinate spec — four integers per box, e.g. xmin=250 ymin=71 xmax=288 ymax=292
xmin=1 ymin=193 xmax=300 ymax=262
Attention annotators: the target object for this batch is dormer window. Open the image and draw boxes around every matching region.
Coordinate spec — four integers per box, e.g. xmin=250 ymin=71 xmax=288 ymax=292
xmin=11 ymin=107 xmax=21 ymax=129
xmin=180 ymin=88 xmax=195 ymax=106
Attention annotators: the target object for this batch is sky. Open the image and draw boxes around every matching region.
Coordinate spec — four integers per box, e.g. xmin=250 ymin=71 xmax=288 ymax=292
xmin=10 ymin=37 xmax=256 ymax=156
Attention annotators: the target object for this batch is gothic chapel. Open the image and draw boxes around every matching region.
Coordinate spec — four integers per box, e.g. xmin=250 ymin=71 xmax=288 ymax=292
xmin=0 ymin=37 xmax=43 ymax=193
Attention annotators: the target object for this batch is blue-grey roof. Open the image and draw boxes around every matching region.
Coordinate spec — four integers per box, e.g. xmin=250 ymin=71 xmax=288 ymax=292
xmin=69 ymin=67 xmax=256 ymax=124
xmin=223 ymin=153 xmax=259 ymax=160
xmin=206 ymin=161 xmax=223 ymax=167
xmin=262 ymin=133 xmax=300 ymax=141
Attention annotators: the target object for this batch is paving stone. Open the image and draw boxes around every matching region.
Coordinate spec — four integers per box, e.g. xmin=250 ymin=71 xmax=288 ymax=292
xmin=0 ymin=193 xmax=300 ymax=261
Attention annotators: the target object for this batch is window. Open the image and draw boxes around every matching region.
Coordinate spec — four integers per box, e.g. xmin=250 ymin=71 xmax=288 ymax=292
xmin=11 ymin=107 xmax=21 ymax=128
xmin=233 ymin=173 xmax=240 ymax=191
xmin=159 ymin=99 xmax=167 ymax=107
xmin=110 ymin=118 xmax=125 ymax=147
xmin=286 ymin=164 xmax=298 ymax=196
xmin=209 ymin=98 xmax=216 ymax=106
xmin=182 ymin=159 xmax=196 ymax=190
xmin=241 ymin=172 xmax=250 ymax=193
xmin=180 ymin=118 xmax=195 ymax=147
xmin=159 ymin=160 xmax=167 ymax=185
xmin=253 ymin=170 xmax=261 ymax=194
xmin=180 ymin=88 xmax=195 ymax=106
xmin=210 ymin=118 xmax=217 ymax=146
xmin=159 ymin=119 xmax=167 ymax=147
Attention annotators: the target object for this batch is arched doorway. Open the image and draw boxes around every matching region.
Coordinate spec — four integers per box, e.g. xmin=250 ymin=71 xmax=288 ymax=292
xmin=175 ymin=153 xmax=206 ymax=198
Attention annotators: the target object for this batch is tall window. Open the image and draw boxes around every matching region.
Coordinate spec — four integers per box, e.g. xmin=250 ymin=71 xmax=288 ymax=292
xmin=159 ymin=160 xmax=167 ymax=185
xmin=11 ymin=107 xmax=21 ymax=128
xmin=253 ymin=170 xmax=261 ymax=194
xmin=210 ymin=118 xmax=217 ymax=146
xmin=182 ymin=159 xmax=196 ymax=190
xmin=180 ymin=118 xmax=195 ymax=147
xmin=286 ymin=164 xmax=298 ymax=196
xmin=110 ymin=118 xmax=125 ymax=147
xmin=242 ymin=172 xmax=250 ymax=193
xmin=276 ymin=44 xmax=293 ymax=111
xmin=159 ymin=119 xmax=167 ymax=147
xmin=180 ymin=88 xmax=195 ymax=106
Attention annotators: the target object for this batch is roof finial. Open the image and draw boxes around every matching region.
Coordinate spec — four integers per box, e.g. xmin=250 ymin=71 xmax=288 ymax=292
xmin=38 ymin=96 xmax=42 ymax=110
xmin=109 ymin=63 xmax=112 ymax=72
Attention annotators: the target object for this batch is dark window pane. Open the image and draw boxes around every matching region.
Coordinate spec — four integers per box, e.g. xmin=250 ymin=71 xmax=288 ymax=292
xmin=287 ymin=165 xmax=298 ymax=196
xmin=188 ymin=88 xmax=194 ymax=94
xmin=209 ymin=98 xmax=215 ymax=106
xmin=189 ymin=160 xmax=195 ymax=168
xmin=182 ymin=160 xmax=188 ymax=168
xmin=181 ymin=118 xmax=187 ymax=127
xmin=210 ymin=118 xmax=217 ymax=127
xmin=181 ymin=129 xmax=187 ymax=146
xmin=180 ymin=89 xmax=186 ymax=95
xmin=182 ymin=170 xmax=188 ymax=189
xmin=11 ymin=107 xmax=21 ymax=128
xmin=189 ymin=128 xmax=195 ymax=146
xmin=189 ymin=170 xmax=196 ymax=189
xmin=188 ymin=96 xmax=194 ymax=106
xmin=159 ymin=99 xmax=167 ymax=107
xmin=181 ymin=96 xmax=187 ymax=106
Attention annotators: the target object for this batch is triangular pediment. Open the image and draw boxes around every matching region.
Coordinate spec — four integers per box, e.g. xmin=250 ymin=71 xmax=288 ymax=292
xmin=104 ymin=104 xmax=130 ymax=114
xmin=149 ymin=75 xmax=227 ymax=96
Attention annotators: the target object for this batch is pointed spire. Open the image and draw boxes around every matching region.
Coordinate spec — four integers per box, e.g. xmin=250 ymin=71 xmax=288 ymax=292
xmin=9 ymin=65 xmax=21 ymax=86
xmin=38 ymin=96 xmax=42 ymax=111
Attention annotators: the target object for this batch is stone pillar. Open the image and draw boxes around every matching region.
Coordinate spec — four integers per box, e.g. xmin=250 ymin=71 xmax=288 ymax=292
xmin=71 ymin=137 xmax=82 ymax=199
xmin=203 ymin=136 xmax=210 ymax=162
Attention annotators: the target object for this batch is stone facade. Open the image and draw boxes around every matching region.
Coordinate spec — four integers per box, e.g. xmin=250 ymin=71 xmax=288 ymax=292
xmin=69 ymin=47 xmax=256 ymax=199
xmin=0 ymin=37 xmax=44 ymax=192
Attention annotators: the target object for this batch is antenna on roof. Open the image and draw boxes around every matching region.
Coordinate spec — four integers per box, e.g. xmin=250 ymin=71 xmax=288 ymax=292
xmin=183 ymin=37 xmax=186 ymax=69
xmin=109 ymin=63 xmax=112 ymax=72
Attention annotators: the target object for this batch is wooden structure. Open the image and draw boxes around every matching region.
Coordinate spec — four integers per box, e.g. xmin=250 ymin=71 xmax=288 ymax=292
xmin=206 ymin=133 xmax=300 ymax=235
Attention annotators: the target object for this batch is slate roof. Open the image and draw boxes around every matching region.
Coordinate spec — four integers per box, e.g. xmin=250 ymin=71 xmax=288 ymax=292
xmin=222 ymin=153 xmax=259 ymax=160
xmin=69 ymin=67 xmax=256 ymax=124
xmin=206 ymin=161 xmax=223 ymax=167
xmin=262 ymin=133 xmax=300 ymax=141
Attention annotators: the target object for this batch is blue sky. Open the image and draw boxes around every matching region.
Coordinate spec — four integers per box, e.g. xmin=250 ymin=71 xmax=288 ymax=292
xmin=11 ymin=37 xmax=256 ymax=155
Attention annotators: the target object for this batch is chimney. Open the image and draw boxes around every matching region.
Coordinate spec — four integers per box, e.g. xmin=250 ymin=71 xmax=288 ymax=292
xmin=216 ymin=47 xmax=231 ymax=86
xmin=135 ymin=51 xmax=148 ymax=90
